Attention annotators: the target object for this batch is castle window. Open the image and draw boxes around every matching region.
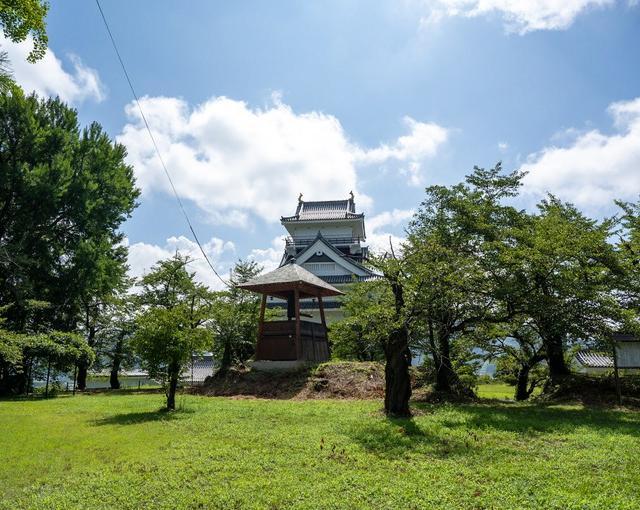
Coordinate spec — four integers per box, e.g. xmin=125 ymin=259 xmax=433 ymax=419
xmin=303 ymin=262 xmax=337 ymax=275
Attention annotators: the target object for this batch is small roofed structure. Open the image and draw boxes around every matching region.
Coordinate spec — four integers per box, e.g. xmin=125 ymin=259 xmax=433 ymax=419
xmin=574 ymin=351 xmax=613 ymax=375
xmin=238 ymin=260 xmax=343 ymax=365
xmin=573 ymin=334 xmax=640 ymax=376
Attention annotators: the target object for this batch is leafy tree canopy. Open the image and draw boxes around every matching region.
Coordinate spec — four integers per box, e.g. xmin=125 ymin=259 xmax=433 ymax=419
xmin=0 ymin=92 xmax=139 ymax=335
xmin=0 ymin=0 xmax=49 ymax=62
xmin=133 ymin=254 xmax=213 ymax=409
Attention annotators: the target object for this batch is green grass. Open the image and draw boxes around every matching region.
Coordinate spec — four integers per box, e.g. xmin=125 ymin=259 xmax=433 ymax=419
xmin=477 ymin=382 xmax=544 ymax=400
xmin=476 ymin=382 xmax=518 ymax=399
xmin=1 ymin=392 xmax=639 ymax=509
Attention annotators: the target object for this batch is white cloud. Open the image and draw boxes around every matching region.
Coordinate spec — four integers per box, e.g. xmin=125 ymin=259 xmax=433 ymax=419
xmin=366 ymin=208 xmax=415 ymax=255
xmin=248 ymin=236 xmax=287 ymax=273
xmin=117 ymin=95 xmax=448 ymax=226
xmin=1 ymin=35 xmax=105 ymax=103
xmin=498 ymin=141 xmax=509 ymax=152
xmin=126 ymin=235 xmax=236 ymax=291
xmin=356 ymin=116 xmax=448 ymax=186
xmin=521 ymin=97 xmax=640 ymax=208
xmin=421 ymin=0 xmax=617 ymax=34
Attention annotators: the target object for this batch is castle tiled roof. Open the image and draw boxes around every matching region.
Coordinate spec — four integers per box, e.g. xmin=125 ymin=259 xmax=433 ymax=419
xmin=575 ymin=351 xmax=613 ymax=368
xmin=281 ymin=196 xmax=363 ymax=222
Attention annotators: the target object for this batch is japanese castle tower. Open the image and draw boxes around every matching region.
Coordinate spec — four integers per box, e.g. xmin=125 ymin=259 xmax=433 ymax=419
xmin=275 ymin=192 xmax=377 ymax=323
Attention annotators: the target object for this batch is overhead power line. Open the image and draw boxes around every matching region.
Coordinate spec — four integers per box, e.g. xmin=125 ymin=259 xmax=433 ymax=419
xmin=94 ymin=0 xmax=229 ymax=288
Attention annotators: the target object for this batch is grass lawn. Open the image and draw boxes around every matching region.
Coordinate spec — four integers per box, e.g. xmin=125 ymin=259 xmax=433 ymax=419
xmin=476 ymin=383 xmax=516 ymax=400
xmin=1 ymin=391 xmax=639 ymax=509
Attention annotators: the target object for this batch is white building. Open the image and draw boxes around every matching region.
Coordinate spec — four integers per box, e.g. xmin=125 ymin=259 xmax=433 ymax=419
xmin=269 ymin=193 xmax=378 ymax=323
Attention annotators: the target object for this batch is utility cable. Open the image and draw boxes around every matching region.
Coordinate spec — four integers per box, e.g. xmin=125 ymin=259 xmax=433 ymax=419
xmin=95 ymin=0 xmax=230 ymax=287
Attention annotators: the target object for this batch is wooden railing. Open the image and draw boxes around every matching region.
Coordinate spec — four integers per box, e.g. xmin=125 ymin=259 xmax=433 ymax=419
xmin=256 ymin=320 xmax=329 ymax=362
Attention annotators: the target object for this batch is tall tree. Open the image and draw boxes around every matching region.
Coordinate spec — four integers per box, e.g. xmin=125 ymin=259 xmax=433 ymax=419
xmin=210 ymin=260 xmax=263 ymax=375
xmin=405 ymin=164 xmax=525 ymax=394
xmin=133 ymin=254 xmax=213 ymax=410
xmin=93 ymin=294 xmax=137 ymax=390
xmin=0 ymin=92 xmax=139 ymax=366
xmin=510 ymin=197 xmax=623 ymax=384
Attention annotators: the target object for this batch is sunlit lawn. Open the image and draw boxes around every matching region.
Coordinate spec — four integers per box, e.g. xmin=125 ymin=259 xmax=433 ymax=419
xmin=1 ymin=391 xmax=639 ymax=509
xmin=476 ymin=382 xmax=543 ymax=400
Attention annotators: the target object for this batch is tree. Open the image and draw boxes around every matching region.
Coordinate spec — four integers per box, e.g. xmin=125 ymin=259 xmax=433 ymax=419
xmin=0 ymin=0 xmax=49 ymax=91
xmin=330 ymin=280 xmax=388 ymax=362
xmin=32 ymin=331 xmax=94 ymax=396
xmin=0 ymin=326 xmax=94 ymax=396
xmin=509 ymin=197 xmax=623 ymax=384
xmin=405 ymin=164 xmax=525 ymax=394
xmin=612 ymin=200 xmax=640 ymax=334
xmin=0 ymin=0 xmax=48 ymax=62
xmin=366 ymin=251 xmax=415 ymax=417
xmin=210 ymin=260 xmax=263 ymax=374
xmin=0 ymin=52 xmax=12 ymax=93
xmin=476 ymin=320 xmax=547 ymax=400
xmin=94 ymin=295 xmax=137 ymax=390
xmin=133 ymin=254 xmax=213 ymax=410
xmin=0 ymin=92 xmax=139 ymax=384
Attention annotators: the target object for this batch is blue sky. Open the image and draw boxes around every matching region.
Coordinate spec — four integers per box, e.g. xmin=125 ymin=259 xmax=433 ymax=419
xmin=4 ymin=0 xmax=640 ymax=287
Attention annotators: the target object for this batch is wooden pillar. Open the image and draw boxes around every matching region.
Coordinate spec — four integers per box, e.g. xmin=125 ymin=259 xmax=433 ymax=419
xmin=318 ymin=295 xmax=328 ymax=360
xmin=256 ymin=294 xmax=267 ymax=360
xmin=318 ymin=295 xmax=327 ymax=330
xmin=294 ymin=287 xmax=302 ymax=360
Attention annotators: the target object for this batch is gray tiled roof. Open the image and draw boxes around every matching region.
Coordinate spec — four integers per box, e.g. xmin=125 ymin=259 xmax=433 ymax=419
xmin=282 ymin=198 xmax=364 ymax=222
xmin=237 ymin=261 xmax=343 ymax=296
xmin=575 ymin=351 xmax=613 ymax=368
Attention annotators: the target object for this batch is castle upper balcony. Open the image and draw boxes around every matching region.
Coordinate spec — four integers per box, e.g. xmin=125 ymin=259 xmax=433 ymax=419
xmin=281 ymin=193 xmax=366 ymax=240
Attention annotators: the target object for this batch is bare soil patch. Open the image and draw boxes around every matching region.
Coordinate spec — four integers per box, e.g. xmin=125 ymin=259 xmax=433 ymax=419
xmin=196 ymin=361 xmax=385 ymax=400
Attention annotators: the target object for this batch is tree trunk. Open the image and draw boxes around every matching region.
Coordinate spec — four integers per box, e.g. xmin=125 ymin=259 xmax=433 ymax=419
xmin=77 ymin=324 xmax=96 ymax=391
xmin=434 ymin=331 xmax=458 ymax=393
xmin=384 ymin=327 xmax=412 ymax=417
xmin=166 ymin=362 xmax=179 ymax=410
xmin=515 ymin=365 xmax=531 ymax=401
xmin=110 ymin=355 xmax=121 ymax=390
xmin=45 ymin=359 xmax=51 ymax=398
xmin=545 ymin=336 xmax=569 ymax=384
xmin=76 ymin=363 xmax=88 ymax=391
xmin=383 ymin=278 xmax=412 ymax=417
xmin=218 ymin=339 xmax=231 ymax=376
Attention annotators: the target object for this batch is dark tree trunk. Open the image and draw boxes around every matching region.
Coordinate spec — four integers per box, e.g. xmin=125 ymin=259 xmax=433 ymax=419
xmin=18 ymin=358 xmax=30 ymax=395
xmin=384 ymin=328 xmax=412 ymax=417
xmin=434 ymin=330 xmax=460 ymax=393
xmin=515 ymin=365 xmax=531 ymax=401
xmin=26 ymin=360 xmax=32 ymax=395
xmin=217 ymin=339 xmax=232 ymax=376
xmin=383 ymin=280 xmax=412 ymax=417
xmin=166 ymin=362 xmax=179 ymax=410
xmin=45 ymin=359 xmax=51 ymax=398
xmin=77 ymin=325 xmax=96 ymax=391
xmin=110 ymin=356 xmax=121 ymax=390
xmin=545 ymin=336 xmax=569 ymax=384
xmin=76 ymin=363 xmax=88 ymax=391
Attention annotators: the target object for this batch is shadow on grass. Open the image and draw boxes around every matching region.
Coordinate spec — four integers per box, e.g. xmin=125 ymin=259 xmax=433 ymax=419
xmin=351 ymin=414 xmax=476 ymax=459
xmin=351 ymin=401 xmax=640 ymax=458
xmin=427 ymin=402 xmax=640 ymax=438
xmin=93 ymin=407 xmax=195 ymax=426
